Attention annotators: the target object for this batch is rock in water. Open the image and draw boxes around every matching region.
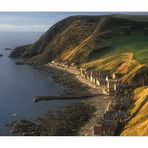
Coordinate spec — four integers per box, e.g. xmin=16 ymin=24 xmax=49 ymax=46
xmin=15 ymin=61 xmax=24 ymax=65
xmin=5 ymin=48 xmax=12 ymax=50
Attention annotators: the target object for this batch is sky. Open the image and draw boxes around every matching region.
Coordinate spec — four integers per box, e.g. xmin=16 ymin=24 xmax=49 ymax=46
xmin=0 ymin=12 xmax=147 ymax=32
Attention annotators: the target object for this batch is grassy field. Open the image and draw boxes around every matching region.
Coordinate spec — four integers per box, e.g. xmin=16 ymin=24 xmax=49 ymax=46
xmin=89 ymin=32 xmax=148 ymax=64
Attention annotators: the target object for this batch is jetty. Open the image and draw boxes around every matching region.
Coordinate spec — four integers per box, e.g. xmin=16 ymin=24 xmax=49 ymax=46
xmin=33 ymin=94 xmax=103 ymax=102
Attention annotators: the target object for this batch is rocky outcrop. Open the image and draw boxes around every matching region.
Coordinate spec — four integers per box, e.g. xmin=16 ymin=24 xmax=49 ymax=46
xmin=9 ymin=44 xmax=31 ymax=58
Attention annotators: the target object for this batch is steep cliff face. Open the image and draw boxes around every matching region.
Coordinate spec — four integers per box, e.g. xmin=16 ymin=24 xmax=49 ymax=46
xmin=9 ymin=15 xmax=148 ymax=65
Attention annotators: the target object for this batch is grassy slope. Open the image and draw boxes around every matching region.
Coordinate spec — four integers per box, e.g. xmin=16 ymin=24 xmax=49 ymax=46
xmin=81 ymin=52 xmax=136 ymax=71
xmin=87 ymin=15 xmax=148 ymax=64
xmin=103 ymin=32 xmax=148 ymax=64
xmin=121 ymin=86 xmax=148 ymax=136
xmin=88 ymin=32 xmax=148 ymax=64
xmin=59 ymin=17 xmax=108 ymax=63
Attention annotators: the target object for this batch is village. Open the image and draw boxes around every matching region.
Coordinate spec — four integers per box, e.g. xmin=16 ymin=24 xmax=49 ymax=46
xmin=50 ymin=60 xmax=133 ymax=136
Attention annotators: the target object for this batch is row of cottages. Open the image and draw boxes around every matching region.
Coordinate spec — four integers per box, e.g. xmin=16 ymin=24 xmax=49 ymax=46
xmin=51 ymin=60 xmax=57 ymax=65
xmin=80 ymin=68 xmax=101 ymax=86
xmin=51 ymin=60 xmax=65 ymax=67
xmin=105 ymin=73 xmax=123 ymax=92
xmin=80 ymin=69 xmax=127 ymax=93
xmin=51 ymin=60 xmax=128 ymax=95
xmin=51 ymin=60 xmax=79 ymax=70
xmin=51 ymin=60 xmax=111 ymax=89
xmin=69 ymin=62 xmax=78 ymax=70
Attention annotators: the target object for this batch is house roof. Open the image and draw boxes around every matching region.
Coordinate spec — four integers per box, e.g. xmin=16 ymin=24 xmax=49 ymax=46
xmin=102 ymin=120 xmax=118 ymax=131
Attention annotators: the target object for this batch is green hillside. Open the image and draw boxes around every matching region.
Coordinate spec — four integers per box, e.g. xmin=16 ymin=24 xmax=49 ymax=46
xmin=90 ymin=32 xmax=148 ymax=64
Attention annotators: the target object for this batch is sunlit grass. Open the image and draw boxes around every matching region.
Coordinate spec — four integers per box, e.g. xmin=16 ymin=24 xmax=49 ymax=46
xmin=101 ymin=32 xmax=148 ymax=64
xmin=121 ymin=86 xmax=148 ymax=136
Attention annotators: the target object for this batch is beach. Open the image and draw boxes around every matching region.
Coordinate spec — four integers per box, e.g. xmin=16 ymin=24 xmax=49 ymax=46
xmin=7 ymin=62 xmax=111 ymax=136
xmin=45 ymin=63 xmax=111 ymax=135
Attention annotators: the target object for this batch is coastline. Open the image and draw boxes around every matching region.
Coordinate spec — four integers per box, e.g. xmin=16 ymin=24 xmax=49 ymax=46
xmin=45 ymin=63 xmax=111 ymax=136
xmin=46 ymin=63 xmax=108 ymax=95
xmin=8 ymin=62 xmax=111 ymax=136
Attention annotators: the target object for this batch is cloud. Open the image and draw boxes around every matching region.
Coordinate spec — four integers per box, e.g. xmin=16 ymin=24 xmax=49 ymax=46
xmin=0 ymin=24 xmax=49 ymax=32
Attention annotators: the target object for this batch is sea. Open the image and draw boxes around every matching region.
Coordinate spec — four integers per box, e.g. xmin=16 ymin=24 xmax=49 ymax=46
xmin=0 ymin=32 xmax=78 ymax=135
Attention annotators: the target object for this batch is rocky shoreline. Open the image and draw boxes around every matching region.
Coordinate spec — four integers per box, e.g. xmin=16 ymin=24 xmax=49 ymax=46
xmin=45 ymin=64 xmax=111 ymax=135
xmin=37 ymin=65 xmax=111 ymax=136
xmin=7 ymin=64 xmax=110 ymax=136
xmin=8 ymin=103 xmax=96 ymax=136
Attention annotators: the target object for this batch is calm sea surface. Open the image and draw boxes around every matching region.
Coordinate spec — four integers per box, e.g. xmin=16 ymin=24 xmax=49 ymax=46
xmin=0 ymin=32 xmax=78 ymax=135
